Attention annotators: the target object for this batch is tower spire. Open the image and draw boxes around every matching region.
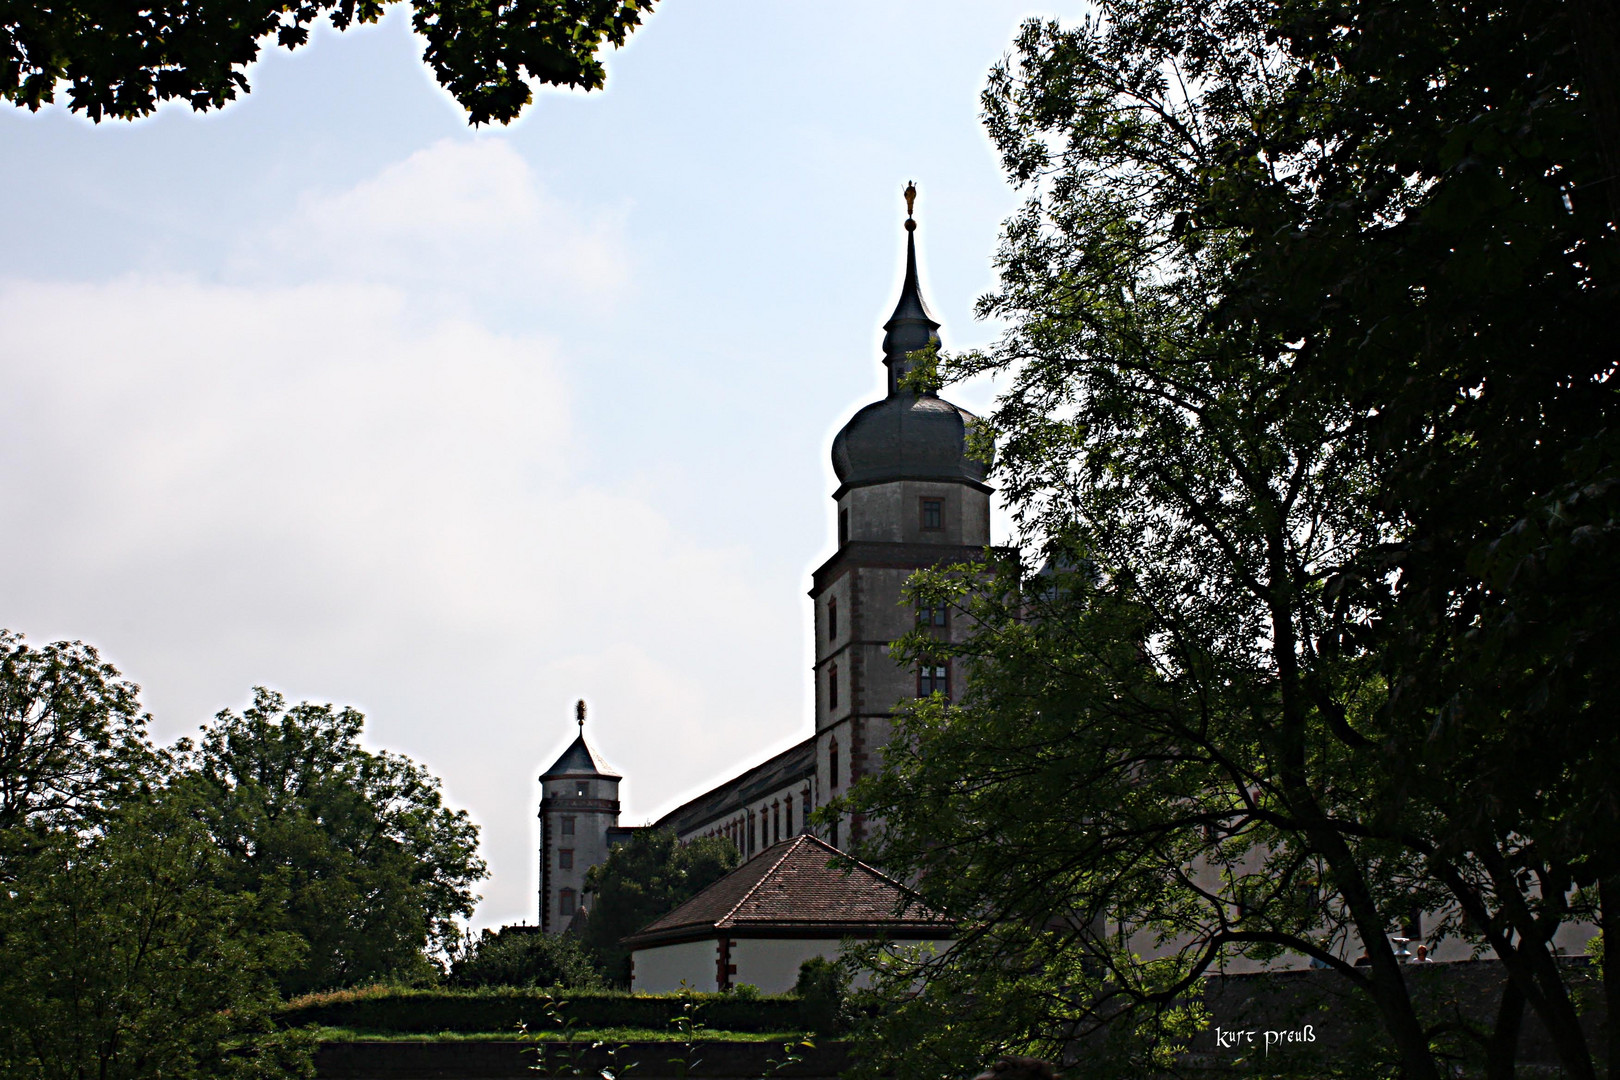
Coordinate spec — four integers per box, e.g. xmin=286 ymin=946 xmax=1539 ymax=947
xmin=576 ymin=698 xmax=586 ymax=736
xmin=882 ymin=181 xmax=940 ymax=395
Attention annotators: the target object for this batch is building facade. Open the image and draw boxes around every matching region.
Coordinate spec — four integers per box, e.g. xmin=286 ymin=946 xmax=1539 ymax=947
xmin=536 ymin=198 xmax=993 ymax=926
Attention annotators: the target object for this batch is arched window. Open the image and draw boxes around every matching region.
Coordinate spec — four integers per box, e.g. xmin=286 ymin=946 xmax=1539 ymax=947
xmin=785 ymin=794 xmax=794 ymax=836
xmin=801 ymin=785 xmax=811 ymax=831
xmin=830 ymin=738 xmax=840 ymax=790
xmin=773 ymin=800 xmax=781 ymax=843
xmin=828 ymin=663 xmax=839 ymax=710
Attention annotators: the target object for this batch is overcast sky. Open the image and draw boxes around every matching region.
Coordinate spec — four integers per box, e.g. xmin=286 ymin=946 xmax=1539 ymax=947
xmin=0 ymin=1 xmax=1057 ymax=929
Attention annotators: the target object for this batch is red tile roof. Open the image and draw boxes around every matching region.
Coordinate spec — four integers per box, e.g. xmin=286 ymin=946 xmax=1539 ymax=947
xmin=622 ymin=834 xmax=952 ymax=947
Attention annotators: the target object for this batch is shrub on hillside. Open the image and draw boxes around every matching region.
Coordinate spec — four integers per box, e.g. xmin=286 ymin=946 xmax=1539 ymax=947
xmin=450 ymin=927 xmax=602 ymax=989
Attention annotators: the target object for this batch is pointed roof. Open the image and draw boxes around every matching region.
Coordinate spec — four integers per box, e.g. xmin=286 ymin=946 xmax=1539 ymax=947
xmin=540 ymin=732 xmax=621 ymax=780
xmin=622 ymin=834 xmax=953 ymax=947
xmin=881 ymin=216 xmax=941 ymax=364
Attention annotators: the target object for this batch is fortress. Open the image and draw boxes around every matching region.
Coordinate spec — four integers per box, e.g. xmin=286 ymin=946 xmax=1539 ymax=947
xmin=534 ymin=193 xmax=992 ymax=932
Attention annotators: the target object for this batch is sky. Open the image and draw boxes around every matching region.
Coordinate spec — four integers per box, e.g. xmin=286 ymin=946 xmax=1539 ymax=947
xmin=0 ymin=0 xmax=1061 ymax=930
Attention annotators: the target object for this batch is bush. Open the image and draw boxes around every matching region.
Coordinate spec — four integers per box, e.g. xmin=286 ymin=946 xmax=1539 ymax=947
xmin=794 ymin=957 xmax=848 ymax=1036
xmin=450 ymin=928 xmax=602 ymax=989
xmin=276 ymin=987 xmax=803 ymax=1034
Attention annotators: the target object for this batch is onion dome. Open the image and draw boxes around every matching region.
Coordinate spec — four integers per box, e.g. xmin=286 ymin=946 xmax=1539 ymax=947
xmin=830 ymin=186 xmax=991 ymax=496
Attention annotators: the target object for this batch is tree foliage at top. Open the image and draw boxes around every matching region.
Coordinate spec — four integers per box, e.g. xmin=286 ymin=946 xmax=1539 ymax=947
xmin=843 ymin=0 xmax=1618 ymax=1076
xmin=0 ymin=634 xmax=313 ymax=1080
xmin=177 ymin=688 xmax=487 ymax=995
xmin=1 ymin=0 xmax=657 ymax=125
xmin=0 ymin=630 xmax=154 ymax=841
xmin=581 ymin=828 xmax=737 ymax=986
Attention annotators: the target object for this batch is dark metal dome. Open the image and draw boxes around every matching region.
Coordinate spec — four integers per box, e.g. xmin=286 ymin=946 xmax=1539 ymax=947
xmin=830 ymin=204 xmax=991 ymax=495
xmin=832 ymin=393 xmax=989 ymax=493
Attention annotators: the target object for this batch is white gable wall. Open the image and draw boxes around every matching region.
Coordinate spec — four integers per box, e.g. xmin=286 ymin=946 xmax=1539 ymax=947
xmin=631 ymin=938 xmax=718 ymax=994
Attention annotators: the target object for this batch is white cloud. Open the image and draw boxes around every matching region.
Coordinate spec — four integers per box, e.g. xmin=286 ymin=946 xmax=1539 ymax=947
xmin=235 ymin=138 xmax=630 ymax=309
xmin=0 ymin=273 xmax=803 ymax=928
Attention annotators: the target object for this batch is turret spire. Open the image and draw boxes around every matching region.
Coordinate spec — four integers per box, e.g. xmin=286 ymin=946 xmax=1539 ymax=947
xmin=882 ymin=181 xmax=941 ymax=395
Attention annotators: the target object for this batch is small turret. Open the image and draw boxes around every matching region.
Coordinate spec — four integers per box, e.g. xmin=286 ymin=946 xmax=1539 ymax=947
xmin=537 ymin=700 xmax=622 ymax=932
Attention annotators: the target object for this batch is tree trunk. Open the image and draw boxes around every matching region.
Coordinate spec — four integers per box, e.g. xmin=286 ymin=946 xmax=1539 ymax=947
xmin=1485 ymin=975 xmax=1525 ymax=1080
xmin=1602 ymin=875 xmax=1619 ymax=1080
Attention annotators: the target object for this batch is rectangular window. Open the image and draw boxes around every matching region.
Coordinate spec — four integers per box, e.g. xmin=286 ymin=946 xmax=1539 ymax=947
xmin=828 ymin=597 xmax=838 ymax=640
xmin=838 ymin=508 xmax=849 ymax=546
xmin=786 ymin=795 xmax=794 ymax=836
xmin=559 ymin=849 xmax=573 ymax=869
xmin=919 ymin=663 xmax=950 ymax=697
xmin=920 ymin=498 xmax=943 ymax=530
xmin=575 ymin=781 xmax=591 ymax=797
xmin=560 ymin=889 xmax=576 ymax=917
xmin=561 ymin=816 xmax=575 ymax=837
xmin=773 ymin=801 xmax=781 ymax=843
xmin=828 ymin=663 xmax=839 ymax=710
xmin=918 ymin=602 xmax=947 ymax=628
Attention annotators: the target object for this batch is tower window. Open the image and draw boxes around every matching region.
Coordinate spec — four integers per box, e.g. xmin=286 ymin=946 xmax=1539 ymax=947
xmin=559 ymin=888 xmax=576 ymax=917
xmin=559 ymin=849 xmax=574 ymax=870
xmin=838 ymin=508 xmax=849 ymax=546
xmin=828 ymin=663 xmax=839 ymax=710
xmin=830 ymin=738 xmax=840 ymax=790
xmin=773 ymin=800 xmax=781 ymax=843
xmin=920 ymin=498 xmax=943 ymax=530
xmin=828 ymin=597 xmax=838 ymax=640
xmin=919 ymin=663 xmax=950 ymax=697
xmin=561 ymin=816 xmax=575 ymax=837
xmin=785 ymin=794 xmax=794 ymax=836
xmin=575 ymin=781 xmax=591 ymax=797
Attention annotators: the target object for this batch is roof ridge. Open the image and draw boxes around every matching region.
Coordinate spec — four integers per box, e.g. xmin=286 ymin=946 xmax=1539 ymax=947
xmin=718 ymin=834 xmax=811 ymax=927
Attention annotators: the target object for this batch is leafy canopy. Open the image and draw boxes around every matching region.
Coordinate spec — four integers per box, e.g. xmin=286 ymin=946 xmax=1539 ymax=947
xmin=2 ymin=0 xmax=657 ymax=125
xmin=177 ymin=687 xmax=487 ymax=994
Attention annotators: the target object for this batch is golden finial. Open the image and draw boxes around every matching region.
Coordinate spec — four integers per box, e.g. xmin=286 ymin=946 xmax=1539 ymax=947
xmin=575 ymin=699 xmax=586 ymax=734
xmin=904 ymin=181 xmax=917 ymax=219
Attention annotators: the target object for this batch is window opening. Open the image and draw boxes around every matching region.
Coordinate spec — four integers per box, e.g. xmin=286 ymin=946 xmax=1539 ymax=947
xmin=559 ymin=849 xmax=573 ymax=870
xmin=919 ymin=664 xmax=950 ymax=697
xmin=560 ymin=889 xmax=576 ymax=917
xmin=829 ymin=663 xmax=839 ymax=710
xmin=830 ymin=738 xmax=840 ymax=789
xmin=828 ymin=597 xmax=838 ymax=640
xmin=838 ymin=508 xmax=849 ymax=546
xmin=920 ymin=498 xmax=943 ymax=530
xmin=561 ymin=815 xmax=575 ymax=837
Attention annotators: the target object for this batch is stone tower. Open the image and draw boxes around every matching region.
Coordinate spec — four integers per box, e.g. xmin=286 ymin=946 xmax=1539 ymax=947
xmin=810 ymin=190 xmax=993 ymax=849
xmin=537 ymin=700 xmax=622 ymax=933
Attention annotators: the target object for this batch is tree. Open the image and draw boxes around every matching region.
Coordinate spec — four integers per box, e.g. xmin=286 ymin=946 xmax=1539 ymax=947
xmin=1 ymin=0 xmax=657 ymax=125
xmin=580 ymin=828 xmax=737 ymax=986
xmin=450 ymin=926 xmax=603 ymax=989
xmin=177 ymin=688 xmax=486 ymax=994
xmin=0 ymin=632 xmax=311 ymax=1080
xmin=0 ymin=795 xmax=314 ymax=1080
xmin=842 ymin=0 xmax=1619 ymax=1075
xmin=0 ymin=630 xmax=155 ymax=842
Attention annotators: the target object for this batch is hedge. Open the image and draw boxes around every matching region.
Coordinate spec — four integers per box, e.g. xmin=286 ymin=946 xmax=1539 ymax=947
xmin=277 ymin=987 xmax=806 ymax=1035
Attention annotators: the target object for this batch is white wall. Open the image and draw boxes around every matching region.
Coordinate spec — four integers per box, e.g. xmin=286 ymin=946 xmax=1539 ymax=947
xmin=729 ymin=938 xmax=844 ymax=994
xmin=630 ymin=938 xmax=719 ymax=994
